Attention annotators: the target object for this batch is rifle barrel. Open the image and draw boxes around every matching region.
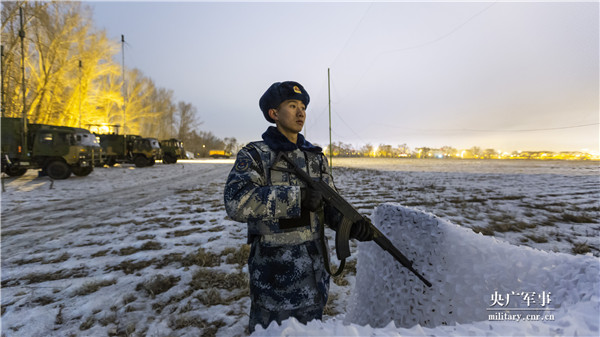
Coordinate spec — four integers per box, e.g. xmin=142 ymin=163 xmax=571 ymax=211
xmin=275 ymin=152 xmax=432 ymax=287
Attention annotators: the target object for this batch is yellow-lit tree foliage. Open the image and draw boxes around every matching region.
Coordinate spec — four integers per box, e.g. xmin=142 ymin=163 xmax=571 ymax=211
xmin=1 ymin=1 xmax=189 ymax=140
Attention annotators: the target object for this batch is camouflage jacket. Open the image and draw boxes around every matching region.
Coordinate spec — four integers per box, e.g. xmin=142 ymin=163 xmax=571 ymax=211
xmin=224 ymin=136 xmax=336 ymax=245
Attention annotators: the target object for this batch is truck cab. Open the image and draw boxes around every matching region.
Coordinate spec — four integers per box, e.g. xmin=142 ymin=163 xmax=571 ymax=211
xmin=159 ymin=138 xmax=184 ymax=164
xmin=98 ymin=134 xmax=161 ymax=168
xmin=29 ymin=124 xmax=94 ymax=178
xmin=131 ymin=137 xmax=162 ymax=167
xmin=74 ymin=131 xmax=104 ymax=168
xmin=1 ymin=117 xmax=95 ymax=179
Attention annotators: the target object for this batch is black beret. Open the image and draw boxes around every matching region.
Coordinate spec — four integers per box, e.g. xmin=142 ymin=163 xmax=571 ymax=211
xmin=259 ymin=81 xmax=310 ymax=123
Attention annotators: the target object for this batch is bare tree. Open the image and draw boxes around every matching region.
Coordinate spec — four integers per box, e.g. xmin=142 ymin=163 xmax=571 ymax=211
xmin=398 ymin=143 xmax=410 ymax=155
xmin=1 ymin=2 xmax=122 ymax=127
xmin=74 ymin=30 xmax=121 ymax=128
xmin=123 ymin=69 xmax=158 ymax=135
xmin=186 ymin=130 xmax=224 ymax=157
xmin=1 ymin=1 xmax=199 ymax=143
xmin=470 ymin=146 xmax=482 ymax=158
xmin=155 ymin=88 xmax=176 ymax=140
xmin=1 ymin=1 xmax=39 ymax=118
xmin=360 ymin=143 xmax=374 ymax=157
xmin=223 ymin=137 xmax=238 ymax=154
xmin=176 ymin=101 xmax=201 ymax=141
xmin=26 ymin=2 xmax=92 ymax=124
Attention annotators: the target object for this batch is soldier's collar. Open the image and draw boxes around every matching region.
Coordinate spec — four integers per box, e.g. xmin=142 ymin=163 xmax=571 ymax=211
xmin=262 ymin=126 xmax=322 ymax=153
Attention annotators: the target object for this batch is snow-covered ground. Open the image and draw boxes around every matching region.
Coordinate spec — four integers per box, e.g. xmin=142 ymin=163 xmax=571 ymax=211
xmin=1 ymin=158 xmax=598 ymax=336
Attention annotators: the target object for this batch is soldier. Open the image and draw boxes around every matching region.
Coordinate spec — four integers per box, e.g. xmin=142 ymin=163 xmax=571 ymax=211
xmin=224 ymin=81 xmax=373 ymax=332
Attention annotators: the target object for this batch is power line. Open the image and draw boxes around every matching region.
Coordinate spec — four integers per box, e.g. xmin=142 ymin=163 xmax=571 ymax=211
xmin=375 ymin=122 xmax=600 ymax=133
xmin=332 ymin=2 xmax=497 ymax=104
xmin=333 ymin=110 xmax=369 ymax=144
xmin=461 ymin=123 xmax=600 ymax=133
xmin=378 ymin=2 xmax=497 ymax=56
xmin=329 ymin=2 xmax=374 ymax=68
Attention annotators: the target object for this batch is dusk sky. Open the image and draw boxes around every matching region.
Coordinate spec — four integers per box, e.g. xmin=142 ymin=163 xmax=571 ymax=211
xmin=89 ymin=1 xmax=599 ymax=153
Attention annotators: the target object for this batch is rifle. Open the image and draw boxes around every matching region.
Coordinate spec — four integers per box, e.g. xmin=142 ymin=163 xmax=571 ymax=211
xmin=274 ymin=152 xmax=432 ymax=288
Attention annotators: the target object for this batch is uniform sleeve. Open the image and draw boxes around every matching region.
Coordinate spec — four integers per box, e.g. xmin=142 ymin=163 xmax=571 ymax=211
xmin=224 ymin=148 xmax=302 ymax=223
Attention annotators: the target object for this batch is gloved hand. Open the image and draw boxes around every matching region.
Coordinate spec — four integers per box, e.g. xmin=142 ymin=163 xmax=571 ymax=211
xmin=301 ymin=187 xmax=323 ymax=212
xmin=350 ymin=216 xmax=374 ymax=242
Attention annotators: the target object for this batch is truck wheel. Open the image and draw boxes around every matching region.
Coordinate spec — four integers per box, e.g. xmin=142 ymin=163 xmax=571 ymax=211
xmin=106 ymin=156 xmax=116 ymax=167
xmin=162 ymin=153 xmax=173 ymax=164
xmin=166 ymin=154 xmax=178 ymax=164
xmin=149 ymin=158 xmax=156 ymax=166
xmin=134 ymin=156 xmax=148 ymax=168
xmin=6 ymin=166 xmax=27 ymax=177
xmin=47 ymin=161 xmax=71 ymax=179
xmin=72 ymin=166 xmax=93 ymax=177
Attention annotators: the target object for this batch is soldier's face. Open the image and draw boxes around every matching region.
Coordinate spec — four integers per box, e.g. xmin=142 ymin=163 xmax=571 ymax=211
xmin=270 ymin=99 xmax=306 ymax=135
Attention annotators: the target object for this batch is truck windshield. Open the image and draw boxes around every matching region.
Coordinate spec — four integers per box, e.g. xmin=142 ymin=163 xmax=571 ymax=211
xmin=149 ymin=139 xmax=161 ymax=149
xmin=75 ymin=133 xmax=101 ymax=147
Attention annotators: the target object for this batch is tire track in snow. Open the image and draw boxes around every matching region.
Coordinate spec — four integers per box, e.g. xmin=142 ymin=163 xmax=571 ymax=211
xmin=1 ymin=162 xmax=232 ymax=259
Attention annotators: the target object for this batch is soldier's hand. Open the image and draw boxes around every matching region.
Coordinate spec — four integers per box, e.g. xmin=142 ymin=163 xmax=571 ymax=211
xmin=301 ymin=187 xmax=323 ymax=212
xmin=350 ymin=216 xmax=374 ymax=242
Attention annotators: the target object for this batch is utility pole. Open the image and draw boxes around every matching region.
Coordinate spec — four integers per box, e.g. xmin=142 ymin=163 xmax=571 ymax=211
xmin=19 ymin=7 xmax=27 ymax=159
xmin=121 ymin=34 xmax=126 ymax=135
xmin=1 ymin=45 xmax=5 ymax=117
xmin=78 ymin=60 xmax=82 ymax=128
xmin=328 ymin=68 xmax=333 ymax=176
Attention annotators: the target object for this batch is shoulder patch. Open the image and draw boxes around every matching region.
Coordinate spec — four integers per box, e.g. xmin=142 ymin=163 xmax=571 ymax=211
xmin=234 ymin=157 xmax=252 ymax=172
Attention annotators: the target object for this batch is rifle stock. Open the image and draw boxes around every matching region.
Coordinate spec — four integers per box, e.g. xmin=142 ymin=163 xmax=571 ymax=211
xmin=275 ymin=152 xmax=432 ymax=287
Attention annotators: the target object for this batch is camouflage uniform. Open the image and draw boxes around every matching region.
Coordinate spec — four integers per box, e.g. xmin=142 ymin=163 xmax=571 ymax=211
xmin=224 ymin=127 xmax=339 ymax=332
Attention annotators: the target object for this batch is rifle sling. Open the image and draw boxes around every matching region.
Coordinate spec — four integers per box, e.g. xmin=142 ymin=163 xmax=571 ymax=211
xmin=318 ymin=204 xmax=345 ymax=277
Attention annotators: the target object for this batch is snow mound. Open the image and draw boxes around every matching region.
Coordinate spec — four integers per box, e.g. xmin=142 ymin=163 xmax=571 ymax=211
xmin=255 ymin=203 xmax=599 ymax=336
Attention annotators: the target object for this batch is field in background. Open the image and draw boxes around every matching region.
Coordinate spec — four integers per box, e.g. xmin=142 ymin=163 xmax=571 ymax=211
xmin=1 ymin=158 xmax=598 ymax=336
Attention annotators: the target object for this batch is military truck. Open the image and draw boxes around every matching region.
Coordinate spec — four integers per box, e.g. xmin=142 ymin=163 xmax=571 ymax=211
xmin=32 ymin=124 xmax=104 ymax=169
xmin=81 ymin=132 xmax=105 ymax=167
xmin=98 ymin=134 xmax=161 ymax=167
xmin=159 ymin=138 xmax=185 ymax=164
xmin=1 ymin=117 xmax=96 ymax=179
